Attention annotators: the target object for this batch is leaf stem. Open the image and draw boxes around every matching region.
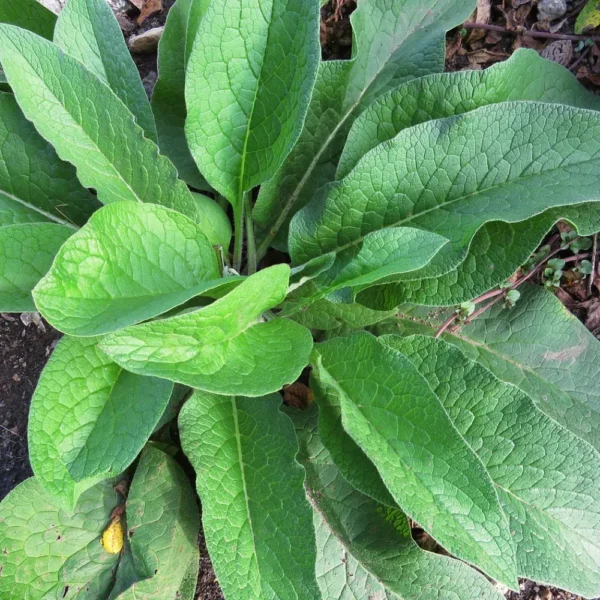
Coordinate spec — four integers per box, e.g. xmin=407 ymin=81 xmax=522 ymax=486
xmin=244 ymin=192 xmax=257 ymax=275
xmin=233 ymin=203 xmax=244 ymax=273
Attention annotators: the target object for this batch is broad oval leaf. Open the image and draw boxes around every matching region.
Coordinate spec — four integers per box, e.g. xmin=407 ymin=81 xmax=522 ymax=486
xmin=100 ymin=265 xmax=314 ymax=396
xmin=0 ymin=91 xmax=98 ymax=228
xmin=311 ymin=331 xmax=518 ymax=587
xmin=54 ymin=0 xmax=157 ymax=142
xmin=34 ymin=202 xmax=221 ymax=336
xmin=179 ymin=391 xmax=320 ymax=600
xmin=29 ymin=335 xmax=173 ymax=509
xmin=288 ymin=406 xmax=504 ymax=600
xmin=0 ymin=25 xmax=202 ymax=222
xmin=0 ymin=223 xmax=72 ymax=312
xmin=185 ymin=0 xmax=321 ymax=209
xmin=383 ymin=334 xmax=600 ymax=598
xmin=253 ymin=0 xmax=477 ymax=253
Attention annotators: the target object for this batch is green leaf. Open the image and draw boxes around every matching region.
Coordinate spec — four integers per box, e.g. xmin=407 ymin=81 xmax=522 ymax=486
xmin=185 ymin=0 xmax=321 ymax=210
xmin=288 ymin=405 xmax=504 ymax=600
xmin=0 ymin=25 xmax=202 ymax=222
xmin=54 ymin=0 xmax=157 ymax=142
xmin=112 ymin=445 xmax=200 ymax=599
xmin=191 ymin=192 xmax=232 ymax=248
xmin=179 ymin=391 xmax=319 ymax=600
xmin=393 ymin=284 xmax=600 ymax=454
xmin=575 ymin=0 xmax=600 ymax=34
xmin=29 ymin=335 xmax=173 ymax=509
xmin=100 ymin=265 xmax=313 ymax=396
xmin=0 ymin=0 xmax=57 ymax=39
xmin=290 ymin=102 xmax=600 ymax=302
xmin=253 ymin=0 xmax=477 ymax=252
xmin=33 ymin=203 xmax=221 ymax=336
xmin=338 ymin=48 xmax=600 ymax=179
xmin=151 ymin=0 xmax=210 ymax=190
xmin=0 ymin=223 xmax=72 ymax=311
xmin=311 ymin=331 xmax=518 ymax=587
xmin=0 ymin=478 xmax=120 ymax=600
xmin=0 ymin=91 xmax=98 ymax=228
xmin=382 ymin=334 xmax=600 ymax=598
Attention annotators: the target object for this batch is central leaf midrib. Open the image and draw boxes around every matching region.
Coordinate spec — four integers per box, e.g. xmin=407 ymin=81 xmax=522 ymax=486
xmin=0 ymin=189 xmax=78 ymax=229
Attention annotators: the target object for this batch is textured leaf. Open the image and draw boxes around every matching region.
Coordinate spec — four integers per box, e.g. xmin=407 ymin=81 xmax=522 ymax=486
xmin=54 ymin=0 xmax=157 ymax=142
xmin=185 ymin=0 xmax=320 ymax=209
xmin=0 ymin=0 xmax=57 ymax=39
xmin=112 ymin=446 xmax=200 ymax=599
xmin=290 ymin=102 xmax=600 ymax=306
xmin=34 ymin=203 xmax=221 ymax=336
xmin=383 ymin=335 xmax=600 ymax=597
xmin=311 ymin=331 xmax=518 ymax=587
xmin=253 ymin=0 xmax=476 ymax=252
xmin=179 ymin=391 xmax=319 ymax=600
xmin=392 ymin=284 xmax=600 ymax=455
xmin=0 ymin=91 xmax=98 ymax=228
xmin=151 ymin=0 xmax=209 ymax=189
xmin=0 ymin=25 xmax=202 ymax=221
xmin=29 ymin=335 xmax=173 ymax=509
xmin=100 ymin=265 xmax=313 ymax=396
xmin=338 ymin=48 xmax=600 ymax=179
xmin=0 ymin=478 xmax=120 ymax=600
xmin=191 ymin=192 xmax=232 ymax=248
xmin=288 ymin=405 xmax=504 ymax=600
xmin=0 ymin=223 xmax=72 ymax=311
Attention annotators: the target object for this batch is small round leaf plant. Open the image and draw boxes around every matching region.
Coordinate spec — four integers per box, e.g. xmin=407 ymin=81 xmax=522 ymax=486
xmin=1 ymin=0 xmax=600 ymax=598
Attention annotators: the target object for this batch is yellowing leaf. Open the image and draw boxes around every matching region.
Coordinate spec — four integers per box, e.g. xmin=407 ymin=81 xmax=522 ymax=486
xmin=101 ymin=516 xmax=124 ymax=554
xmin=575 ymin=0 xmax=600 ymax=33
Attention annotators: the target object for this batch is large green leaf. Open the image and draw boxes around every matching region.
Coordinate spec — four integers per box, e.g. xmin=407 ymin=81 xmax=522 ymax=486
xmin=253 ymin=0 xmax=477 ymax=253
xmin=110 ymin=446 xmax=200 ymax=599
xmin=0 ymin=91 xmax=98 ymax=228
xmin=311 ymin=331 xmax=518 ymax=587
xmin=29 ymin=335 xmax=173 ymax=509
xmin=185 ymin=0 xmax=320 ymax=211
xmin=0 ymin=25 xmax=202 ymax=222
xmin=100 ymin=265 xmax=313 ymax=396
xmin=382 ymin=334 xmax=600 ymax=597
xmin=0 ymin=478 xmax=120 ymax=600
xmin=288 ymin=405 xmax=504 ymax=600
xmin=179 ymin=391 xmax=319 ymax=600
xmin=54 ymin=0 xmax=157 ymax=142
xmin=0 ymin=0 xmax=57 ymax=39
xmin=0 ymin=223 xmax=72 ymax=311
xmin=289 ymin=102 xmax=600 ymax=304
xmin=151 ymin=0 xmax=210 ymax=189
xmin=33 ymin=203 xmax=221 ymax=336
xmin=338 ymin=49 xmax=600 ymax=179
xmin=392 ymin=284 xmax=600 ymax=454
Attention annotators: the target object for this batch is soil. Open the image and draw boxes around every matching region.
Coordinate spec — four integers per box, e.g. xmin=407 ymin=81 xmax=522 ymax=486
xmin=1 ymin=1 xmax=600 ymax=599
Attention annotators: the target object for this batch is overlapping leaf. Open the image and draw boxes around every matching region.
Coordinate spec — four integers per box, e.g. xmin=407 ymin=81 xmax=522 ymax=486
xmin=383 ymin=334 xmax=600 ymax=597
xmin=185 ymin=0 xmax=320 ymax=210
xmin=34 ymin=203 xmax=222 ymax=336
xmin=253 ymin=0 xmax=477 ymax=253
xmin=151 ymin=0 xmax=210 ymax=189
xmin=54 ymin=0 xmax=157 ymax=142
xmin=0 ymin=25 xmax=202 ymax=221
xmin=100 ymin=265 xmax=313 ymax=396
xmin=29 ymin=335 xmax=173 ymax=509
xmin=0 ymin=0 xmax=57 ymax=39
xmin=288 ymin=406 xmax=504 ymax=600
xmin=311 ymin=331 xmax=518 ymax=587
xmin=179 ymin=392 xmax=319 ymax=600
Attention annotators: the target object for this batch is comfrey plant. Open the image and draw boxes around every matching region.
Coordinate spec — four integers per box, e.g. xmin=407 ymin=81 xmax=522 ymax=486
xmin=1 ymin=0 xmax=600 ymax=598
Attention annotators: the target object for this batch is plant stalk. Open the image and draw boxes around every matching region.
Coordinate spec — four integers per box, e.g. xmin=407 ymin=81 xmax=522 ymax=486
xmin=233 ymin=203 xmax=244 ymax=273
xmin=244 ymin=192 xmax=257 ymax=275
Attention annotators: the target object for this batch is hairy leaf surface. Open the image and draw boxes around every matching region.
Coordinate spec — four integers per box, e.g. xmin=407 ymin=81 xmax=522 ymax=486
xmin=100 ymin=265 xmax=313 ymax=396
xmin=311 ymin=332 xmax=518 ymax=586
xmin=0 ymin=25 xmax=202 ymax=221
xmin=289 ymin=406 xmax=504 ymax=600
xmin=179 ymin=392 xmax=319 ymax=600
xmin=383 ymin=334 xmax=600 ymax=597
xmin=34 ymin=203 xmax=221 ymax=336
xmin=54 ymin=0 xmax=157 ymax=142
xmin=185 ymin=0 xmax=320 ymax=209
xmin=29 ymin=336 xmax=173 ymax=509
